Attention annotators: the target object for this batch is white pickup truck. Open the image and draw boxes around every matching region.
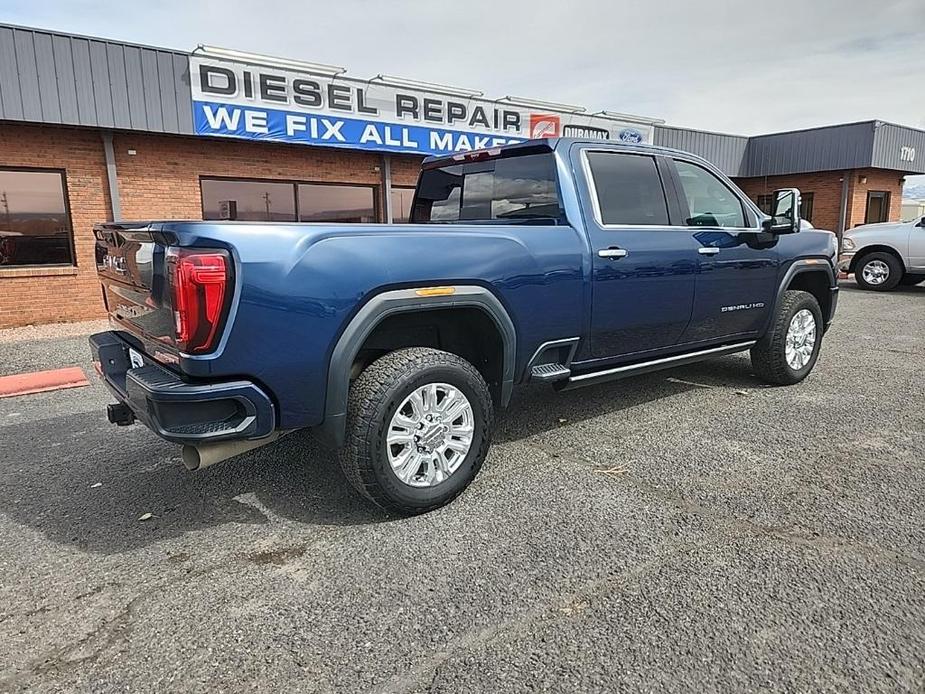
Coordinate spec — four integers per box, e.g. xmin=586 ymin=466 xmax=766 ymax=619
xmin=839 ymin=217 xmax=925 ymax=290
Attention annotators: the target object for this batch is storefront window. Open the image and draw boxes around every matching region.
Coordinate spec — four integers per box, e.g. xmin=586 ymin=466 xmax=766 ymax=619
xmin=201 ymin=179 xmax=297 ymax=221
xmin=0 ymin=169 xmax=74 ymax=267
xmin=297 ymin=184 xmax=377 ymax=223
xmin=390 ymin=187 xmax=416 ymax=223
xmin=201 ymin=178 xmax=378 ymax=223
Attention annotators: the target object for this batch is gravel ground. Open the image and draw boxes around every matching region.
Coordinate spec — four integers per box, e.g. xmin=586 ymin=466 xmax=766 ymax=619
xmin=0 ymin=282 xmax=922 ymax=693
xmin=0 ymin=319 xmax=109 ymax=377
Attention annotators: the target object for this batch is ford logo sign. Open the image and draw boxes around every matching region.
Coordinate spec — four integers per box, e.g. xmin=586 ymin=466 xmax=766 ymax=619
xmin=618 ymin=128 xmax=644 ymax=143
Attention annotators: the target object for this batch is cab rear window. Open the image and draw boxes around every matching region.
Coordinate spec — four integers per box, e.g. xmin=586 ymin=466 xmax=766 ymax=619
xmin=411 ymin=153 xmax=564 ymax=224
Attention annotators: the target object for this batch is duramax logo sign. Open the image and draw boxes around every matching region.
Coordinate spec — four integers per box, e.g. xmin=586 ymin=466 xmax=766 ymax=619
xmin=189 ymin=55 xmax=654 ymax=156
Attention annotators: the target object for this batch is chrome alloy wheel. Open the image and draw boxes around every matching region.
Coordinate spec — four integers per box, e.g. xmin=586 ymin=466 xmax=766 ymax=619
xmin=785 ymin=309 xmax=817 ymax=370
xmin=386 ymin=383 xmax=474 ymax=488
xmin=862 ymin=259 xmax=890 ymax=285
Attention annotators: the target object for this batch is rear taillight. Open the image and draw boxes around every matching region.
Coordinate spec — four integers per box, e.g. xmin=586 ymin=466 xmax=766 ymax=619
xmin=166 ymin=248 xmax=232 ymax=353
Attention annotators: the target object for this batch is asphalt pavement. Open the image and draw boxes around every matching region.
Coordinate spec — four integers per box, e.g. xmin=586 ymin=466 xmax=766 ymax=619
xmin=0 ymin=283 xmax=923 ymax=693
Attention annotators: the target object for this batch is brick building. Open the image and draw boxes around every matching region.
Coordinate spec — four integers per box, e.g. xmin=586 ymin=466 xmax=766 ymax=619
xmin=736 ymin=167 xmax=905 ymax=236
xmin=1 ymin=23 xmax=924 ymax=328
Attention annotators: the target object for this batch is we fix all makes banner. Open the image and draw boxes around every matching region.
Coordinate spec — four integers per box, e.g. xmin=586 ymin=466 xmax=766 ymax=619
xmin=189 ymin=56 xmax=654 ymax=156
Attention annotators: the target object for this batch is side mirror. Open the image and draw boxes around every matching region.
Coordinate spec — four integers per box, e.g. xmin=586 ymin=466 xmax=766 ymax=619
xmin=761 ymin=188 xmax=801 ymax=234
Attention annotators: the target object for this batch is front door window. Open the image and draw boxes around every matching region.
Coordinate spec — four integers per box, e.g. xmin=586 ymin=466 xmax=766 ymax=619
xmin=674 ymin=160 xmax=746 ymax=228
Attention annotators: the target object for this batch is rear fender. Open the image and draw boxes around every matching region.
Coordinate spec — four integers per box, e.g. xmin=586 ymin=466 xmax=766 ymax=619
xmin=315 ymin=285 xmax=516 ymax=448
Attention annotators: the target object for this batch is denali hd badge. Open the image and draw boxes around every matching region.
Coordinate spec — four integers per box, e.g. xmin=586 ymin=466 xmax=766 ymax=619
xmin=721 ymin=302 xmax=766 ymax=313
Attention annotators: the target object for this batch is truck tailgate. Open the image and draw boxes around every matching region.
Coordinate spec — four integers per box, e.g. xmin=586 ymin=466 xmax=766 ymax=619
xmin=95 ymin=224 xmax=178 ymax=357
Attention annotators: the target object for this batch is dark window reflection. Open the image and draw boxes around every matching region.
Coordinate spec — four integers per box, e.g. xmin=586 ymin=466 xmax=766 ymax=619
xmin=298 ymin=184 xmax=376 ymax=223
xmin=587 ymin=152 xmax=669 ymax=226
xmin=0 ymin=169 xmax=74 ymax=266
xmin=201 ymin=179 xmax=297 ymax=221
xmin=411 ymin=153 xmax=564 ymax=223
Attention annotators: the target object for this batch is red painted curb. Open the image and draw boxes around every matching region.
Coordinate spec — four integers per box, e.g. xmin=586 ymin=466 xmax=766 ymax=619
xmin=0 ymin=367 xmax=90 ymax=398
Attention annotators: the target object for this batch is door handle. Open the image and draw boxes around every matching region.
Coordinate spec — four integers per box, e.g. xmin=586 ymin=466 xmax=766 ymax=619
xmin=598 ymin=248 xmax=628 ymax=259
xmin=698 ymin=247 xmax=720 ymax=255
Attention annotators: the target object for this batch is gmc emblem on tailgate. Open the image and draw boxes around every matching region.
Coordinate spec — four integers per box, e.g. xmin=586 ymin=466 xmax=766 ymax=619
xmin=102 ymin=254 xmax=127 ymax=274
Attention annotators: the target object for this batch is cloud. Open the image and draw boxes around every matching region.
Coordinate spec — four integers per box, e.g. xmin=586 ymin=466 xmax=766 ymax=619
xmin=3 ymin=0 xmax=923 ymax=192
xmin=5 ymin=0 xmax=923 ymax=133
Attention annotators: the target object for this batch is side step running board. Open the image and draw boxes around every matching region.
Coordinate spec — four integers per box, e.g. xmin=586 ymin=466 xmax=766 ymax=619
xmin=558 ymin=341 xmax=756 ymax=391
xmin=530 ymin=363 xmax=571 ymax=382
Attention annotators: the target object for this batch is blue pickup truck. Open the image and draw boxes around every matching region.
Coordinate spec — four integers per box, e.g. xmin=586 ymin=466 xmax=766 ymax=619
xmin=90 ymin=138 xmax=839 ymax=514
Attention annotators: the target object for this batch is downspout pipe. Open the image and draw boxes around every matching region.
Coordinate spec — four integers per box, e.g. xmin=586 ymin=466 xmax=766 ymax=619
xmin=381 ymin=153 xmax=393 ymax=223
xmin=101 ymin=132 xmax=122 ymax=221
xmin=836 ymin=170 xmax=850 ymax=246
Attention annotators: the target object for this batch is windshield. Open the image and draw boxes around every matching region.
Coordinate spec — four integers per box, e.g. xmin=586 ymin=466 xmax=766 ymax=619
xmin=411 ymin=153 xmax=565 ymax=224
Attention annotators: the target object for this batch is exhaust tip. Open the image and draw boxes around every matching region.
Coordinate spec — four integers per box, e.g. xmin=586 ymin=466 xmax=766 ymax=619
xmin=179 ymin=431 xmax=286 ymax=472
xmin=181 ymin=445 xmax=201 ymax=471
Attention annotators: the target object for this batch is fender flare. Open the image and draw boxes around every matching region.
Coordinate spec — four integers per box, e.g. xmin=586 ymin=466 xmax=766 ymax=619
xmin=771 ymin=259 xmax=838 ymax=329
xmin=316 ymin=286 xmax=516 ymax=448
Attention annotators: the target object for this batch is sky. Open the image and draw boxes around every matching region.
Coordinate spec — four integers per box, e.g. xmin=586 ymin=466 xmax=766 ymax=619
xmin=4 ymin=0 xmax=924 ymax=190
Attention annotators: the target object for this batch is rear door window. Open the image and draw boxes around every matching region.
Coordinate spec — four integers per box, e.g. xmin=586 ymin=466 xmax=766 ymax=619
xmin=585 ymin=152 xmax=670 ymax=226
xmin=412 ymin=153 xmax=564 ymax=223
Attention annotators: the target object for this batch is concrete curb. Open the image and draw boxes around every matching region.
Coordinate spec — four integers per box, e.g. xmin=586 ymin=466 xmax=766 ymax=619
xmin=0 ymin=367 xmax=90 ymax=398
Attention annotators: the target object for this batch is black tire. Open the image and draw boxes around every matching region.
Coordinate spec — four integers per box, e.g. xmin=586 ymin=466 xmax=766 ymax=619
xmin=899 ymin=273 xmax=925 ymax=286
xmin=750 ymin=290 xmax=823 ymax=385
xmin=854 ymin=252 xmax=903 ymax=291
xmin=339 ymin=347 xmax=494 ymax=515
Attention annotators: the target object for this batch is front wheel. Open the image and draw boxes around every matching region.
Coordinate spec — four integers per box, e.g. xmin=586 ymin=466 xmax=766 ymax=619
xmin=751 ymin=290 xmax=823 ymax=385
xmin=339 ymin=347 xmax=494 ymax=515
xmin=854 ymin=252 xmax=902 ymax=291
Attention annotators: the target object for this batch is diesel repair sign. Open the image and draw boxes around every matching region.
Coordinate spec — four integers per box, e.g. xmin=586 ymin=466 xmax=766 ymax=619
xmin=189 ymin=56 xmax=654 ymax=155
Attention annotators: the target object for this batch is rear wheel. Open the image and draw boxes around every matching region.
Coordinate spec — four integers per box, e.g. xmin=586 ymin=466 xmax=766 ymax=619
xmin=751 ymin=290 xmax=822 ymax=385
xmin=899 ymin=273 xmax=925 ymax=286
xmin=339 ymin=347 xmax=493 ymax=515
xmin=854 ymin=252 xmax=902 ymax=291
